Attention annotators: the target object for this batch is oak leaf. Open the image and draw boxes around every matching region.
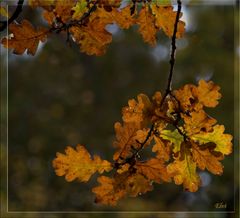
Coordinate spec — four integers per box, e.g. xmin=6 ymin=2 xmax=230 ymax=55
xmin=183 ymin=110 xmax=216 ymax=135
xmin=137 ymin=6 xmax=157 ymax=46
xmin=193 ymin=80 xmax=222 ymax=108
xmin=160 ymin=129 xmax=184 ymax=153
xmin=152 ymin=136 xmax=171 ymax=161
xmin=70 ymin=21 xmax=112 ymax=56
xmin=113 ymin=122 xmax=143 ymax=161
xmin=52 ymin=144 xmax=112 ymax=182
xmin=71 ymin=0 xmax=88 ymax=20
xmin=191 ymin=125 xmax=232 ymax=155
xmin=192 ymin=142 xmax=224 ymax=175
xmin=173 ymin=83 xmax=196 ymax=111
xmin=151 ymin=5 xmax=185 ymax=38
xmin=122 ymin=93 xmax=153 ymax=125
xmin=93 ymin=172 xmax=152 ymax=205
xmin=174 ymin=80 xmax=221 ymax=111
xmin=135 ymin=158 xmax=171 ymax=183
xmin=1 ymin=20 xmax=47 ymax=55
xmin=92 ymin=176 xmax=126 ymax=206
xmin=167 ymin=147 xmax=201 ymax=192
xmin=54 ymin=0 xmax=75 ymax=23
xmin=126 ymin=173 xmax=153 ymax=197
xmin=113 ymin=5 xmax=135 ymax=29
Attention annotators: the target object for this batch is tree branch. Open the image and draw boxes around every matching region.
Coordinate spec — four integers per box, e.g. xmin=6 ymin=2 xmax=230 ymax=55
xmin=161 ymin=0 xmax=182 ymax=106
xmin=0 ymin=0 xmax=24 ymax=32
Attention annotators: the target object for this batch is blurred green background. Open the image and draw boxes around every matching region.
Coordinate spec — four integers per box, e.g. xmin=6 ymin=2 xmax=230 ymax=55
xmin=0 ymin=1 xmax=239 ymax=218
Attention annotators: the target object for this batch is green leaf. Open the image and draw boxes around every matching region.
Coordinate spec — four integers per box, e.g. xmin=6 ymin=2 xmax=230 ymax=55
xmin=191 ymin=125 xmax=232 ymax=155
xmin=160 ymin=129 xmax=184 ymax=153
xmin=72 ymin=0 xmax=88 ymax=20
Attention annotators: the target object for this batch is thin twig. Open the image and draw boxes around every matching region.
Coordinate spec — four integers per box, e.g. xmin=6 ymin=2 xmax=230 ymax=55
xmin=0 ymin=0 xmax=24 ymax=32
xmin=161 ymin=0 xmax=182 ymax=106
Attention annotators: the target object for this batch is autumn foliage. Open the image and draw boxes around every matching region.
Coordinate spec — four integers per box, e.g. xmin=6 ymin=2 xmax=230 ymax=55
xmin=1 ymin=0 xmax=233 ymax=207
xmin=1 ymin=0 xmax=184 ymax=56
xmin=53 ymin=80 xmax=232 ymax=205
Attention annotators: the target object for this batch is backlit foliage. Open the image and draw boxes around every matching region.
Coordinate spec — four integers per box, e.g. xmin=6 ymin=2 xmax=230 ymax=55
xmin=1 ymin=0 xmax=233 ymax=206
xmin=1 ymin=0 xmax=185 ymax=56
xmin=53 ymin=80 xmax=232 ymax=205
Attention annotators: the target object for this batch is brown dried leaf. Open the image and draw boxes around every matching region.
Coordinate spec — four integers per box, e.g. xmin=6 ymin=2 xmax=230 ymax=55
xmin=1 ymin=20 xmax=47 ymax=55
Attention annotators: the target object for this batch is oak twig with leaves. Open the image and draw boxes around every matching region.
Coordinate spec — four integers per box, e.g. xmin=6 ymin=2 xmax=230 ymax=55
xmin=0 ymin=0 xmax=233 ymax=206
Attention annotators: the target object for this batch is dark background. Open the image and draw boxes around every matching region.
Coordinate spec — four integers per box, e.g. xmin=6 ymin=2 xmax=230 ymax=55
xmin=1 ymin=1 xmax=239 ymax=218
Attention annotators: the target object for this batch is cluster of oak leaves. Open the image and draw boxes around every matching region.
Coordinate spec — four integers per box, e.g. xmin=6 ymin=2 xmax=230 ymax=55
xmin=1 ymin=0 xmax=233 ymax=206
xmin=1 ymin=0 xmax=185 ymax=55
xmin=53 ymin=80 xmax=232 ymax=205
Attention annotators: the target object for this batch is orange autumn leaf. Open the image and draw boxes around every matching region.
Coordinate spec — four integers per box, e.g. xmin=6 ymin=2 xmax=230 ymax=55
xmin=92 ymin=173 xmax=152 ymax=205
xmin=137 ymin=6 xmax=157 ymax=46
xmin=54 ymin=0 xmax=75 ymax=23
xmin=1 ymin=20 xmax=47 ymax=55
xmin=113 ymin=5 xmax=135 ymax=29
xmin=70 ymin=22 xmax=112 ymax=56
xmin=152 ymin=136 xmax=171 ymax=161
xmin=193 ymin=80 xmax=222 ymax=108
xmin=113 ymin=122 xmax=142 ymax=161
xmin=173 ymin=83 xmax=196 ymax=111
xmin=126 ymin=173 xmax=153 ymax=197
xmin=70 ymin=6 xmax=114 ymax=56
xmin=192 ymin=142 xmax=224 ymax=175
xmin=174 ymin=80 xmax=222 ymax=111
xmin=122 ymin=93 xmax=153 ymax=125
xmin=93 ymin=6 xmax=135 ymax=29
xmin=92 ymin=176 xmax=126 ymax=206
xmin=151 ymin=5 xmax=185 ymax=38
xmin=182 ymin=110 xmax=217 ymax=135
xmin=52 ymin=144 xmax=112 ymax=182
xmin=135 ymin=158 xmax=171 ymax=183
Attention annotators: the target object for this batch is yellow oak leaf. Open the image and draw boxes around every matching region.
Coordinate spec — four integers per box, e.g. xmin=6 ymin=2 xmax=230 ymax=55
xmin=152 ymin=136 xmax=171 ymax=161
xmin=167 ymin=147 xmax=201 ymax=192
xmin=192 ymin=142 xmax=224 ymax=175
xmin=1 ymin=19 xmax=47 ymax=55
xmin=193 ymin=80 xmax=222 ymax=108
xmin=135 ymin=158 xmax=171 ymax=183
xmin=183 ymin=110 xmax=216 ymax=135
xmin=137 ymin=6 xmax=157 ymax=46
xmin=151 ymin=5 xmax=185 ymax=38
xmin=160 ymin=129 xmax=184 ymax=153
xmin=191 ymin=125 xmax=232 ymax=155
xmin=52 ymin=144 xmax=112 ymax=182
xmin=71 ymin=0 xmax=88 ymax=20
xmin=122 ymin=93 xmax=153 ymax=125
